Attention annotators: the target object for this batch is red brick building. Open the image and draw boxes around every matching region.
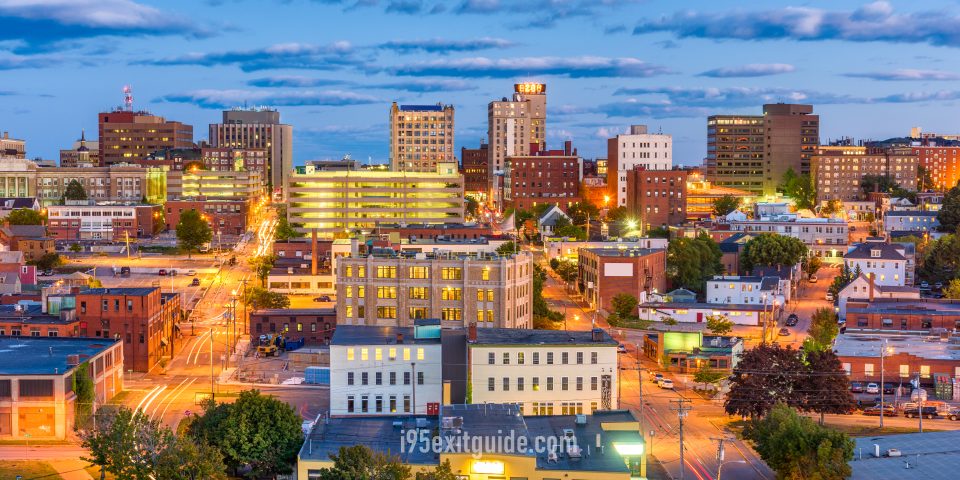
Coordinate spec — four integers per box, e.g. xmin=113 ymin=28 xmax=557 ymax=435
xmin=913 ymin=145 xmax=960 ymax=190
xmin=164 ymin=199 xmax=250 ymax=236
xmin=845 ymin=298 xmax=960 ymax=332
xmin=835 ymin=333 xmax=960 ymax=385
xmin=625 ymin=167 xmax=687 ymax=229
xmin=506 ymin=141 xmax=582 ymax=212
xmin=98 ymin=110 xmax=193 ymax=166
xmin=249 ymin=308 xmax=336 ymax=345
xmin=0 ymin=304 xmax=81 ymax=338
xmin=461 ymin=143 xmax=489 ymax=200
xmin=374 ymin=224 xmax=494 ymax=241
xmin=578 ymin=247 xmax=668 ymax=313
xmin=46 ymin=203 xmax=162 ymax=241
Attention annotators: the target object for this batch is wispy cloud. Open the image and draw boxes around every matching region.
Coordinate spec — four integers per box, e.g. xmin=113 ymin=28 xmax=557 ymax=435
xmin=378 ymin=37 xmax=515 ymax=54
xmin=388 ymin=56 xmax=670 ymax=78
xmin=612 ymin=86 xmax=856 ymax=108
xmin=699 ymin=63 xmax=795 ymax=78
xmin=0 ymin=0 xmax=208 ymax=52
xmin=157 ymin=89 xmax=379 ymax=109
xmin=455 ymin=0 xmax=642 ymax=28
xmin=369 ymin=79 xmax=477 ymax=92
xmin=137 ymin=42 xmax=358 ymax=71
xmin=246 ymin=76 xmax=348 ymax=88
xmin=844 ymin=69 xmax=960 ymax=81
xmin=0 ymin=53 xmax=59 ymax=70
xmin=633 ymin=1 xmax=960 ymax=48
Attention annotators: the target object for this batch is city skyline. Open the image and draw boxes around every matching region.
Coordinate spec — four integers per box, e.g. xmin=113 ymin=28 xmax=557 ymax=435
xmin=3 ymin=0 xmax=960 ymax=164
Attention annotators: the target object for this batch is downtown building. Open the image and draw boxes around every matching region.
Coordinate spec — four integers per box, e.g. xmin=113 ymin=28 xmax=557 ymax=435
xmin=578 ymin=247 xmax=668 ymax=313
xmin=59 ymin=130 xmax=100 ymax=167
xmin=46 ymin=201 xmax=163 ymax=241
xmin=624 ymin=167 xmax=687 ymax=229
xmin=607 ymin=125 xmax=673 ymax=207
xmin=487 ymin=83 xmax=547 ymax=208
xmin=98 ymin=109 xmax=194 ymax=166
xmin=208 ymin=108 xmax=292 ymax=199
xmin=389 ymin=102 xmax=455 ymax=172
xmin=460 ymin=142 xmax=489 ymax=200
xmin=0 ymin=131 xmax=25 ymax=158
xmin=35 ymin=164 xmax=150 ymax=207
xmin=706 ymin=104 xmax=819 ymax=196
xmin=505 ymin=141 xmax=582 ymax=212
xmin=812 ymin=145 xmax=918 ymax=203
xmin=335 ymin=251 xmax=535 ymax=329
xmin=912 ymin=144 xmax=960 ymax=191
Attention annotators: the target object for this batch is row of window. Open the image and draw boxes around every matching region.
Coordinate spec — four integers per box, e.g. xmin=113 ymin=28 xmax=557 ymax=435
xmin=346 ymin=370 xmax=425 ymax=386
xmin=346 ymin=394 xmax=410 ymax=414
xmin=487 ymin=350 xmax=599 ymax=365
xmin=345 ymin=347 xmax=425 ymax=362
xmin=487 ymin=376 xmax=601 ymax=392
xmin=342 ymin=265 xmax=492 ymax=281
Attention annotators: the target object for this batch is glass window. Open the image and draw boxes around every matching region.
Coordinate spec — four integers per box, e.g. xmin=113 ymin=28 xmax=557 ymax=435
xmin=409 ymin=266 xmax=429 ymax=279
xmin=346 ymin=348 xmax=355 ymax=361
xmin=441 ymin=267 xmax=462 ymax=280
xmin=488 ymin=377 xmax=495 ymax=391
xmin=417 ymin=348 xmax=425 ymax=361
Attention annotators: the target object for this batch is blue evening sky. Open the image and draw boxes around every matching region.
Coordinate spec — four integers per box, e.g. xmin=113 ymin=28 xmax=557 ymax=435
xmin=3 ymin=0 xmax=960 ymax=166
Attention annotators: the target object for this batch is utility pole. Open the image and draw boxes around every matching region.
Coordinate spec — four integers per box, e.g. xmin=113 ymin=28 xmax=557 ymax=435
xmin=712 ymin=436 xmax=733 ymax=480
xmin=671 ymin=398 xmax=693 ymax=480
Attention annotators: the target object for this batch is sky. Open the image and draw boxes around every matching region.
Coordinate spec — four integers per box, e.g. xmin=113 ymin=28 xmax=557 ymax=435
xmin=3 ymin=0 xmax=960 ymax=166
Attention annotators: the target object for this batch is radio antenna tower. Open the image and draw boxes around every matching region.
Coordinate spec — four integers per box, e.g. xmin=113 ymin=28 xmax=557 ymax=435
xmin=123 ymin=85 xmax=134 ymax=111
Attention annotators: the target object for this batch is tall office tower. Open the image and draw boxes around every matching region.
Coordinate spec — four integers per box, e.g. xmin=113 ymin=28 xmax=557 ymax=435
xmin=0 ymin=131 xmax=26 ymax=158
xmin=487 ymin=83 xmax=547 ymax=209
xmin=389 ymin=102 xmax=455 ymax=172
xmin=209 ymin=108 xmax=293 ymax=200
xmin=606 ymin=125 xmax=673 ymax=207
xmin=98 ymin=110 xmax=194 ymax=166
xmin=706 ymin=104 xmax=819 ymax=196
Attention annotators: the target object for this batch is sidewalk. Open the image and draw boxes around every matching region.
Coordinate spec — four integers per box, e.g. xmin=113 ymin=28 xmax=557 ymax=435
xmin=48 ymin=459 xmax=93 ymax=480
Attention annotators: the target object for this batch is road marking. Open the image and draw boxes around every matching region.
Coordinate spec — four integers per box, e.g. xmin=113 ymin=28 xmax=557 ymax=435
xmin=157 ymin=377 xmax=197 ymax=424
xmin=134 ymin=385 xmax=163 ymax=412
xmin=187 ymin=330 xmax=211 ymax=365
xmin=149 ymin=378 xmax=189 ymax=421
xmin=136 ymin=385 xmax=167 ymax=414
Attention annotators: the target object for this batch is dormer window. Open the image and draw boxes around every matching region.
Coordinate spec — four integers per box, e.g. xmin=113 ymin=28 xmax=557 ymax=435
xmin=870 ymin=249 xmax=881 ymax=258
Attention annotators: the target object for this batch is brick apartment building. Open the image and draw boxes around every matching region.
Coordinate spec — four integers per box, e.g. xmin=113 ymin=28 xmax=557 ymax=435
xmin=836 ymin=333 xmax=960 ymax=386
xmin=164 ymin=199 xmax=250 ymax=236
xmin=249 ymin=308 xmax=336 ymax=345
xmin=0 ymin=225 xmax=54 ymax=261
xmin=812 ymin=146 xmax=918 ymax=203
xmin=46 ymin=202 xmax=163 ymax=241
xmin=505 ymin=141 xmax=582 ymax=212
xmin=625 ymin=167 xmax=688 ymax=229
xmin=913 ymin=145 xmax=960 ymax=190
xmin=460 ymin=143 xmax=489 ymax=200
xmin=578 ymin=247 xmax=668 ymax=313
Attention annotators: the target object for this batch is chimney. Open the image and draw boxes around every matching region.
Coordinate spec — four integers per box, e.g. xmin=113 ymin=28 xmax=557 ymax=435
xmin=311 ymin=229 xmax=318 ymax=276
xmin=564 ymin=140 xmax=572 ymax=156
xmin=591 ymin=328 xmax=603 ymax=342
xmin=468 ymin=322 xmax=477 ymax=342
xmin=396 ymin=332 xmax=404 ymax=344
xmin=66 ymin=354 xmax=80 ymax=366
xmin=869 ymin=274 xmax=875 ymax=302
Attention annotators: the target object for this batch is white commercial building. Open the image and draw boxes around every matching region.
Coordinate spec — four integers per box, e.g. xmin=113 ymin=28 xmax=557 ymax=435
xmin=543 ymin=237 xmax=669 ymax=262
xmin=843 ymin=241 xmax=908 ymax=287
xmin=837 ymin=274 xmax=920 ymax=321
xmin=728 ymin=214 xmax=848 ymax=263
xmin=608 ymin=125 xmax=673 ymax=207
xmin=638 ymin=302 xmax=767 ymax=326
xmin=883 ymin=211 xmax=940 ymax=234
xmin=329 ymin=322 xmax=443 ymax=417
xmin=705 ymin=276 xmax=783 ymax=305
xmin=468 ymin=327 xmax=619 ymax=415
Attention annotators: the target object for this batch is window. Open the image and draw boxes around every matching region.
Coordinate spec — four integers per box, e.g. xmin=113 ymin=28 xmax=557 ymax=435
xmin=900 ymin=364 xmax=909 ymax=377
xmin=375 ymin=348 xmax=382 ymax=361
xmin=441 ymin=308 xmax=462 ymax=321
xmin=576 ymin=377 xmax=583 ymax=391
xmin=591 ymin=377 xmax=598 ymax=391
xmin=561 ymin=377 xmax=569 ymax=391
xmin=358 ymin=286 xmax=365 ymax=298
xmin=408 ymin=287 xmax=428 ymax=300
xmin=361 ymin=348 xmax=369 ymax=361
xmin=864 ymin=364 xmax=874 ymax=377
xmin=376 ymin=266 xmax=397 ymax=278
xmin=375 ymin=372 xmax=382 ymax=385
xmin=361 ymin=372 xmax=368 ymax=385
xmin=361 ymin=395 xmax=369 ymax=413
xmin=389 ymin=396 xmax=397 ymax=413
xmin=517 ymin=377 xmax=524 ymax=391
xmin=417 ymin=371 xmax=424 ymax=385
xmin=377 ymin=286 xmax=397 ymax=299
xmin=417 ymin=348 xmax=425 ymax=361
xmin=921 ymin=365 xmax=931 ymax=378
xmin=488 ymin=377 xmax=495 ymax=391
xmin=533 ymin=352 xmax=540 ymax=364
xmin=404 ymin=371 xmax=411 ymax=385
xmin=547 ymin=352 xmax=554 ymax=364
xmin=546 ymin=377 xmax=554 ymax=391
xmin=345 ymin=286 xmax=353 ymax=298
xmin=389 ymin=371 xmax=396 ymax=385
xmin=347 ymin=372 xmax=354 ymax=385
xmin=503 ymin=352 xmax=510 ymax=364
xmin=404 ymin=348 xmax=411 ymax=361
xmin=345 ymin=265 xmax=353 ymax=277
xmin=358 ymin=266 xmax=366 ymax=278
xmin=441 ymin=288 xmax=462 ymax=301
xmin=389 ymin=348 xmax=397 ymax=360
xmin=481 ymin=269 xmax=490 ymax=281
xmin=591 ymin=352 xmax=598 ymax=364
xmin=488 ymin=352 xmax=495 ymax=364
xmin=562 ymin=352 xmax=569 ymax=364
xmin=346 ymin=305 xmax=353 ymax=318
xmin=532 ymin=377 xmax=540 ymax=391
xmin=518 ymin=352 xmax=525 ymax=364
xmin=377 ymin=306 xmax=397 ymax=319
xmin=441 ymin=267 xmax=462 ymax=280
xmin=375 ymin=396 xmax=383 ymax=412
xmin=403 ymin=395 xmax=411 ymax=413
xmin=409 ymin=307 xmax=428 ymax=319
xmin=347 ymin=348 xmax=355 ymax=361
xmin=347 ymin=395 xmax=355 ymax=413
xmin=409 ymin=266 xmax=428 ymax=279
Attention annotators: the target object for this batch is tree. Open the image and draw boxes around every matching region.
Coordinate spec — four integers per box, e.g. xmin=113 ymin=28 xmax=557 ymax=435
xmin=828 ymin=263 xmax=860 ymax=299
xmin=610 ymin=293 xmax=638 ymax=318
xmin=496 ymin=241 xmax=517 ymax=255
xmin=918 ymin=165 xmax=934 ymax=192
xmin=243 ymin=286 xmax=290 ymax=310
xmin=666 ymin=233 xmax=723 ymax=295
xmin=73 ymin=362 xmax=95 ymax=431
xmin=778 ymin=168 xmax=816 ymax=210
xmin=801 ymin=350 xmax=857 ymax=424
xmin=314 ymin=445 xmax=410 ymax=480
xmin=274 ymin=215 xmax=304 ymax=241
xmin=693 ymin=366 xmax=726 ymax=385
xmin=804 ymin=307 xmax=840 ymax=352
xmin=860 ymin=174 xmax=899 ymax=196
xmin=647 ymin=226 xmax=670 ymax=238
xmin=555 ymin=224 xmax=586 ymax=240
xmin=919 ymin=231 xmax=960 ymax=284
xmin=945 ymin=278 xmax=960 ymax=299
xmin=63 ymin=179 xmax=88 ymax=201
xmin=188 ymin=390 xmax=302 ymax=478
xmin=69 ymin=243 xmax=82 ymax=253
xmin=551 ymin=259 xmax=579 ymax=283
xmin=820 ymin=199 xmax=842 ymax=216
xmin=743 ymin=403 xmax=853 ymax=480
xmin=567 ymin=201 xmax=600 ymax=226
xmin=248 ymin=255 xmax=276 ymax=287
xmin=465 ymin=196 xmax=480 ymax=218
xmin=803 ymin=255 xmax=823 ymax=278
xmin=706 ymin=314 xmax=733 ymax=336
xmin=29 ymin=252 xmax=64 ymax=271
xmin=939 ymin=181 xmax=960 ymax=232
xmin=6 ymin=208 xmax=43 ymax=225
xmin=725 ymin=344 xmax=806 ymax=418
xmin=712 ymin=195 xmax=741 ymax=217
xmin=176 ymin=209 xmax=213 ymax=257
xmin=420 ymin=460 xmax=460 ymax=480
xmin=740 ymin=234 xmax=808 ymax=273
xmin=606 ymin=206 xmax=629 ymax=224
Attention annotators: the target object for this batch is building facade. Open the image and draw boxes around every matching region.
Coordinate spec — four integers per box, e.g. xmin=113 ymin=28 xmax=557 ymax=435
xmin=883 ymin=211 xmax=939 ymax=234
xmin=488 ymin=83 xmax=547 ymax=208
xmin=460 ymin=143 xmax=489 ymax=200
xmin=59 ymin=131 xmax=100 ymax=167
xmin=336 ymin=252 xmax=535 ymax=329
xmin=625 ymin=167 xmax=687 ymax=228
xmin=209 ymin=108 xmax=292 ymax=199
xmin=46 ymin=202 xmax=162 ymax=241
xmin=685 ymin=172 xmax=757 ymax=220
xmin=813 ymin=146 xmax=918 ymax=203
xmin=505 ymin=141 xmax=582 ymax=212
xmin=35 ymin=164 xmax=148 ymax=206
xmin=164 ymin=199 xmax=249 ymax=236
xmin=98 ymin=110 xmax=193 ymax=166
xmin=249 ymin=308 xmax=336 ymax=345
xmin=389 ymin=103 xmax=455 ymax=172
xmin=0 ymin=131 xmax=25 ymax=158
xmin=167 ymin=169 xmax=263 ymax=201
xmin=844 ymin=298 xmax=960 ymax=333
xmin=913 ymin=145 xmax=960 ymax=191
xmin=728 ymin=215 xmax=848 ymax=261
xmin=0 ymin=158 xmax=37 ymax=197
xmin=706 ymin=276 xmax=781 ymax=305
xmin=578 ymin=248 xmax=668 ymax=312
xmin=607 ymin=125 xmax=673 ymax=207
xmin=287 ymin=163 xmax=464 ymax=239
xmin=844 ymin=241 xmax=908 ymax=287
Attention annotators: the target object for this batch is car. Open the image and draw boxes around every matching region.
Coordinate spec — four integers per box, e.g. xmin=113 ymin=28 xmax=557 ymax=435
xmin=935 ymin=282 xmax=944 ymax=290
xmin=658 ymin=379 xmax=674 ymax=389
xmin=778 ymin=327 xmax=790 ymax=336
xmin=190 ymin=278 xmax=201 ymax=286
xmin=169 ymin=269 xmax=178 ymax=276
xmin=882 ymin=383 xmax=896 ymax=395
xmin=652 ymin=373 xmax=664 ymax=384
xmin=809 ymin=274 xmax=818 ymax=283
xmin=786 ymin=314 xmax=799 ymax=326
xmin=866 ymin=383 xmax=880 ymax=394
xmin=947 ymin=408 xmax=960 ymax=421
xmin=313 ymin=295 xmax=332 ymax=302
xmin=862 ymin=405 xmax=897 ymax=417
xmin=120 ymin=266 xmax=131 ymax=277
xmin=158 ymin=269 xmax=167 ymax=276
xmin=825 ymin=292 xmax=834 ymax=302
xmin=920 ymin=281 xmax=930 ymax=290
xmin=849 ymin=381 xmax=865 ymax=393
xmin=186 ymin=270 xmax=197 ymax=276
xmin=617 ymin=344 xmax=628 ymax=353
xmin=903 ymin=406 xmax=940 ymax=419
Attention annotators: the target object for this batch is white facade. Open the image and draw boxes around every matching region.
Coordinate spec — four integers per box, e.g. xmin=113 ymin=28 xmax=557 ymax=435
xmin=728 ymin=215 xmax=848 ymax=262
xmin=611 ymin=125 xmax=672 ymax=207
xmin=543 ymin=238 xmax=669 ymax=261
xmin=329 ymin=334 xmax=442 ymax=416
xmin=837 ymin=275 xmax=920 ymax=320
xmin=883 ymin=212 xmax=940 ymax=234
xmin=638 ymin=303 xmax=764 ymax=326
xmin=705 ymin=276 xmax=780 ymax=305
xmin=844 ymin=253 xmax=906 ymax=287
xmin=469 ymin=342 xmax=619 ymax=415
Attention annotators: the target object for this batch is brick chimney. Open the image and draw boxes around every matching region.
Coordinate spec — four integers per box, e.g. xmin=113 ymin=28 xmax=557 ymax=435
xmin=311 ymin=228 xmax=318 ymax=276
xmin=396 ymin=332 xmax=404 ymax=344
xmin=868 ymin=274 xmax=875 ymax=302
xmin=468 ymin=322 xmax=477 ymax=342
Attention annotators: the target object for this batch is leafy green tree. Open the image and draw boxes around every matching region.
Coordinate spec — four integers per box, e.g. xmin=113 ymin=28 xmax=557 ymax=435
xmin=803 ymin=255 xmax=823 ymax=278
xmin=274 ymin=215 xmax=304 ymax=241
xmin=551 ymin=259 xmax=579 ymax=283
xmin=820 ymin=199 xmax=842 ymax=216
xmin=155 ymin=434 xmax=228 ymax=480
xmin=555 ymin=224 xmax=586 ymax=240
xmin=610 ymin=293 xmax=638 ymax=318
xmin=706 ymin=314 xmax=733 ymax=335
xmin=189 ymin=390 xmax=302 ymax=478
xmin=939 ymin=181 xmax=960 ymax=232
xmin=647 ymin=226 xmax=670 ymax=238
xmin=725 ymin=344 xmax=806 ymax=418
xmin=605 ymin=205 xmax=629 ymax=224
xmin=69 ymin=243 xmax=82 ymax=253
xmin=860 ymin=174 xmax=899 ymax=196
xmin=918 ymin=165 xmax=934 ymax=192
xmin=778 ymin=168 xmax=816 ymax=210
xmin=666 ymin=233 xmax=723 ymax=295
xmin=248 ymin=254 xmax=276 ymax=287
xmin=421 ymin=460 xmax=460 ymax=480
xmin=6 ymin=208 xmax=43 ymax=225
xmin=29 ymin=252 xmax=64 ymax=271
xmin=567 ymin=201 xmax=600 ymax=226
xmin=804 ymin=308 xmax=840 ymax=353
xmin=945 ymin=278 xmax=960 ymax=299
xmin=243 ymin=286 xmax=290 ymax=309
xmin=465 ymin=196 xmax=480 ymax=218
xmin=63 ymin=179 xmax=88 ymax=201
xmin=176 ymin=209 xmax=213 ymax=258
xmin=532 ymin=264 xmax=563 ymax=327
xmin=743 ymin=403 xmax=853 ymax=480
xmin=712 ymin=195 xmax=741 ymax=217
xmin=919 ymin=231 xmax=960 ymax=284
xmin=496 ymin=241 xmax=517 ymax=255
xmin=740 ymin=234 xmax=808 ymax=273
xmin=801 ymin=350 xmax=857 ymax=424
xmin=828 ymin=263 xmax=860 ymax=299
xmin=72 ymin=362 xmax=95 ymax=430
xmin=314 ymin=445 xmax=410 ymax=480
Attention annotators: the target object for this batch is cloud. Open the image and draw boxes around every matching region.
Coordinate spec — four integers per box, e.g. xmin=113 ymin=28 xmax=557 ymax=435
xmin=0 ymin=0 xmax=208 ymax=52
xmin=844 ymin=69 xmax=960 ymax=81
xmin=389 ymin=56 xmax=670 ymax=78
xmin=157 ymin=89 xmax=379 ymax=109
xmin=384 ymin=0 xmax=423 ymax=14
xmin=247 ymin=76 xmax=348 ymax=88
xmin=455 ymin=0 xmax=641 ymax=27
xmin=612 ymin=86 xmax=857 ymax=108
xmin=0 ymin=53 xmax=59 ymax=69
xmin=378 ymin=37 xmax=515 ymax=54
xmin=137 ymin=42 xmax=359 ymax=71
xmin=633 ymin=1 xmax=960 ymax=48
xmin=699 ymin=63 xmax=795 ymax=78
xmin=604 ymin=25 xmax=627 ymax=34
xmin=875 ymin=90 xmax=960 ymax=103
xmin=369 ymin=79 xmax=477 ymax=92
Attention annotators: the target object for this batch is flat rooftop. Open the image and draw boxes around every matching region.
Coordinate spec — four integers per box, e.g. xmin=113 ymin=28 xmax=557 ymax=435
xmin=847 ymin=299 xmax=960 ymax=316
xmin=331 ymin=325 xmax=440 ymax=346
xmin=643 ymin=302 xmax=767 ymax=312
xmin=251 ymin=308 xmax=335 ymax=316
xmin=850 ymin=430 xmax=960 ymax=480
xmin=0 ymin=337 xmax=119 ymax=375
xmin=581 ymin=247 xmax=663 ymax=257
xmin=834 ymin=334 xmax=960 ymax=361
xmin=299 ymin=415 xmax=439 ymax=464
xmin=80 ymin=287 xmax=158 ymax=296
xmin=472 ymin=327 xmax=617 ymax=346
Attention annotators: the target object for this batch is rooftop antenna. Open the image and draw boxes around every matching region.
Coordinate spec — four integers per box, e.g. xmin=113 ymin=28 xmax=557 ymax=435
xmin=123 ymin=85 xmax=134 ymax=111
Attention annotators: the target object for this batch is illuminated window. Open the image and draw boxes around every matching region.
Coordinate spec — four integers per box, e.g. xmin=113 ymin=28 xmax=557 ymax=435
xmin=441 ymin=288 xmax=462 ymax=301
xmin=358 ymin=266 xmax=366 ymax=278
xmin=345 ymin=286 xmax=353 ymax=298
xmin=347 ymin=348 xmax=355 ymax=361
xmin=481 ymin=269 xmax=490 ymax=281
xmin=376 ymin=266 xmax=397 ymax=278
xmin=408 ymin=287 xmax=428 ymax=300
xmin=345 ymin=266 xmax=352 ymax=277
xmin=441 ymin=267 xmax=462 ymax=280
xmin=409 ymin=266 xmax=428 ymax=279
xmin=375 ymin=348 xmax=383 ymax=361
xmin=403 ymin=348 xmax=411 ymax=361
xmin=377 ymin=306 xmax=397 ymax=319
xmin=377 ymin=286 xmax=397 ymax=299
xmin=358 ymin=286 xmax=365 ymax=298
xmin=417 ymin=348 xmax=425 ymax=360
xmin=360 ymin=348 xmax=368 ymax=361
xmin=389 ymin=348 xmax=397 ymax=360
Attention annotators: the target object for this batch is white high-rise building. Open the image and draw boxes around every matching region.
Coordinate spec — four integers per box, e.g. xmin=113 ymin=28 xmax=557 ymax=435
xmin=487 ymin=83 xmax=547 ymax=209
xmin=607 ymin=125 xmax=672 ymax=207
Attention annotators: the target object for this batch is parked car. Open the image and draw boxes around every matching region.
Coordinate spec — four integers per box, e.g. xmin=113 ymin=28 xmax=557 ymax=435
xmin=903 ymin=406 xmax=940 ymax=419
xmin=120 ymin=266 xmax=131 ymax=277
xmin=862 ymin=405 xmax=897 ymax=417
xmin=190 ymin=278 xmax=201 ymax=286
xmin=158 ymin=269 xmax=167 ymax=276
xmin=849 ymin=381 xmax=864 ymax=393
xmin=825 ymin=292 xmax=835 ymax=302
xmin=778 ymin=327 xmax=790 ymax=336
xmin=617 ymin=344 xmax=628 ymax=353
xmin=935 ymin=282 xmax=944 ymax=290
xmin=313 ymin=295 xmax=332 ymax=302
xmin=809 ymin=274 xmax=818 ymax=283
xmin=658 ymin=378 xmax=674 ymax=390
xmin=883 ymin=383 xmax=896 ymax=395
xmin=920 ymin=281 xmax=930 ymax=290
xmin=186 ymin=270 xmax=197 ymax=276
xmin=866 ymin=383 xmax=880 ymax=394
xmin=948 ymin=408 xmax=960 ymax=421
xmin=652 ymin=373 xmax=664 ymax=384
xmin=786 ymin=314 xmax=799 ymax=326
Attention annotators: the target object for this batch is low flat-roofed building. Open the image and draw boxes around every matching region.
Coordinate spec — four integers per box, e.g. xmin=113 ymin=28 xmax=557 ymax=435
xmin=838 ymin=275 xmax=921 ymax=321
xmin=0 ymin=303 xmax=79 ymax=337
xmin=249 ymin=308 xmax=336 ymax=345
xmin=849 ymin=430 xmax=960 ymax=480
xmin=578 ymin=247 xmax=667 ymax=312
xmin=638 ymin=302 xmax=769 ymax=326
xmin=0 ymin=336 xmax=123 ymax=439
xmin=883 ymin=211 xmax=939 ymax=234
xmin=297 ymin=403 xmax=646 ymax=480
xmin=705 ymin=276 xmax=782 ymax=305
xmin=844 ymin=298 xmax=960 ymax=333
xmin=543 ymin=237 xmax=668 ymax=262
xmin=642 ymin=331 xmax=743 ymax=373
xmin=835 ymin=333 xmax=960 ymax=386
